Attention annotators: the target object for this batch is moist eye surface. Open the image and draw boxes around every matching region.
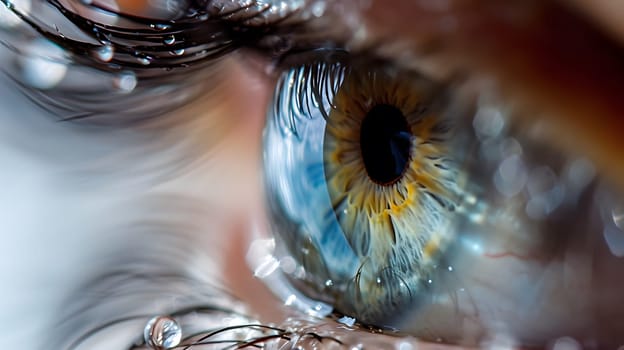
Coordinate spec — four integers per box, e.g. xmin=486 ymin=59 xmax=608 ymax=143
xmin=262 ymin=54 xmax=624 ymax=347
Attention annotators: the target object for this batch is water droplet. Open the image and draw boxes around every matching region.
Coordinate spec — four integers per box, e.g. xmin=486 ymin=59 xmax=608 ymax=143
xmin=163 ymin=35 xmax=175 ymax=45
xmin=279 ymin=256 xmax=296 ymax=274
xmin=284 ymin=294 xmax=297 ymax=306
xmin=113 ymin=72 xmax=137 ymax=92
xmin=137 ymin=56 xmax=152 ymax=65
xmin=20 ymin=38 xmax=68 ymax=89
xmin=602 ymin=202 xmax=624 ymax=258
xmin=337 ymin=316 xmax=355 ymax=327
xmin=481 ymin=333 xmax=517 ymax=350
xmin=396 ymin=341 xmax=414 ymax=350
xmin=151 ymin=23 xmax=171 ymax=30
xmin=253 ymin=255 xmax=279 ymax=278
xmin=447 ymin=266 xmax=453 ymax=272
xmin=94 ymin=44 xmax=114 ymax=62
xmin=143 ymin=316 xmax=182 ymax=349
xmin=613 ymin=206 xmax=624 ymax=230
xmin=550 ymin=337 xmax=581 ymax=350
xmin=170 ymin=48 xmax=185 ymax=56
xmin=324 ymin=279 xmax=334 ymax=287
xmin=310 ymin=1 xmax=326 ymax=17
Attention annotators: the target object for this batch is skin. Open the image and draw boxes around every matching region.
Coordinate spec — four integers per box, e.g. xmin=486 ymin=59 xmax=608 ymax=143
xmin=1 ymin=0 xmax=624 ymax=349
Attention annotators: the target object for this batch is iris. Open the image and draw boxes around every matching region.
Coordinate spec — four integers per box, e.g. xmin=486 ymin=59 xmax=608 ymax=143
xmin=265 ymin=60 xmax=461 ymax=329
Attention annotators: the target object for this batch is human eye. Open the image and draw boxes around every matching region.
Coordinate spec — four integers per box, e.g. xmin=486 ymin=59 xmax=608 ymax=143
xmin=258 ymin=2 xmax=624 ymax=349
xmin=4 ymin=0 xmax=624 ymax=350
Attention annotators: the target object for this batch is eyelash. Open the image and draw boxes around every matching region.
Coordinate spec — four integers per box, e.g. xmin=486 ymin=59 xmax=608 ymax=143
xmin=1 ymin=2 xmax=371 ymax=349
xmin=0 ymin=0 xmax=311 ymax=126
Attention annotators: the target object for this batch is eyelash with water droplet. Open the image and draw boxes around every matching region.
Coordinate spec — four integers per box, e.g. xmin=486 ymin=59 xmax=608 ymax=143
xmin=1 ymin=0 xmax=290 ymax=70
xmin=0 ymin=0 xmax=310 ymax=125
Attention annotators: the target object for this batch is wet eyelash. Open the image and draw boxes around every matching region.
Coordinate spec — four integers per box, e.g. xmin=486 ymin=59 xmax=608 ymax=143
xmin=1 ymin=0 xmax=295 ymax=70
xmin=132 ymin=321 xmax=344 ymax=349
xmin=0 ymin=0 xmax=312 ymax=125
xmin=272 ymin=52 xmax=348 ymax=138
xmin=271 ymin=52 xmax=439 ymax=139
xmin=54 ymin=240 xmax=346 ymax=350
xmin=51 ymin=225 xmax=254 ymax=349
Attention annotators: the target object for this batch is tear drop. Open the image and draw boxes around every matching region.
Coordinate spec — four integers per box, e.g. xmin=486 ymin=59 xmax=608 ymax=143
xmin=143 ymin=316 xmax=182 ymax=349
xmin=163 ymin=35 xmax=176 ymax=45
xmin=94 ymin=44 xmax=114 ymax=62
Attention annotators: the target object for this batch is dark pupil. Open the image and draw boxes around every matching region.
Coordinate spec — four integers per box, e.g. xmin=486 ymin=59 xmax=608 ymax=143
xmin=359 ymin=104 xmax=412 ymax=185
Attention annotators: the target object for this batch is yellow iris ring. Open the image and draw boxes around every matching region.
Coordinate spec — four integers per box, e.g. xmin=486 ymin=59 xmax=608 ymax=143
xmin=323 ymin=67 xmax=457 ymax=279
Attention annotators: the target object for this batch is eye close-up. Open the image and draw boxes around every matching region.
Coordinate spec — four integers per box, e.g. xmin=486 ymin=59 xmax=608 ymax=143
xmin=263 ymin=50 xmax=624 ymax=348
xmin=2 ymin=0 xmax=624 ymax=350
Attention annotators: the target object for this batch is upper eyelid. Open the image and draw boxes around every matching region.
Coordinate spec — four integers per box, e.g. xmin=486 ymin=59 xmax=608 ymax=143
xmin=3 ymin=0 xmax=310 ymax=71
xmin=4 ymin=0 xmax=346 ymax=74
xmin=4 ymin=0 xmax=235 ymax=70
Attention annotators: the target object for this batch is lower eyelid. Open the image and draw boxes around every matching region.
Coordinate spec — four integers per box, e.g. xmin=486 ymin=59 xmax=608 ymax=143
xmin=49 ymin=211 xmax=255 ymax=349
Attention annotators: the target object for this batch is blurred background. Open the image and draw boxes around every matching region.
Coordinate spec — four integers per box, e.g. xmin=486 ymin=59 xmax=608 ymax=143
xmin=0 ymin=45 xmax=277 ymax=348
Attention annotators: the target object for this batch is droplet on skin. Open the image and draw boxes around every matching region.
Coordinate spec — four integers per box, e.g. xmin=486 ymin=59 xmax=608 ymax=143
xmin=279 ymin=255 xmax=297 ymax=274
xmin=246 ymin=238 xmax=279 ymax=278
xmin=143 ymin=316 xmax=182 ymax=349
xmin=284 ymin=294 xmax=297 ymax=306
xmin=396 ymin=341 xmax=414 ymax=350
xmin=253 ymin=255 xmax=280 ymax=278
